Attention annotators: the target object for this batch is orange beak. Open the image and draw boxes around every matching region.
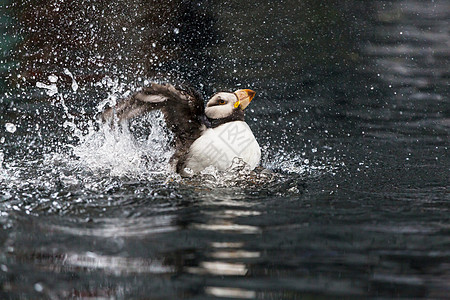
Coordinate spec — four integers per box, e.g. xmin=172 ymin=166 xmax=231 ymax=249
xmin=234 ymin=89 xmax=256 ymax=110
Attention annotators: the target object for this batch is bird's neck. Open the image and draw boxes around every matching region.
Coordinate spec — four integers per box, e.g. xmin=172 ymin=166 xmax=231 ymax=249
xmin=202 ymin=110 xmax=245 ymax=128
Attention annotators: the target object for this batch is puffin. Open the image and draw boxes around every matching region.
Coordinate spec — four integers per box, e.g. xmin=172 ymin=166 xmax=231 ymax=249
xmin=102 ymin=83 xmax=261 ymax=175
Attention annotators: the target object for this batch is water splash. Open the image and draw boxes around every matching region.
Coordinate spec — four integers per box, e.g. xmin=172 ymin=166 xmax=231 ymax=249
xmin=262 ymin=149 xmax=343 ymax=177
xmin=63 ymin=68 xmax=79 ymax=92
xmin=36 ymin=75 xmax=59 ymax=96
xmin=5 ymin=123 xmax=17 ymax=133
xmin=69 ymin=111 xmax=174 ymax=179
xmin=0 ymin=72 xmax=343 ymax=210
xmin=0 ymin=151 xmax=5 ymax=178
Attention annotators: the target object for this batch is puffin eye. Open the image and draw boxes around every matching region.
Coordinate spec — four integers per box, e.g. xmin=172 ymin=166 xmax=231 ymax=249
xmin=218 ymin=99 xmax=226 ymax=105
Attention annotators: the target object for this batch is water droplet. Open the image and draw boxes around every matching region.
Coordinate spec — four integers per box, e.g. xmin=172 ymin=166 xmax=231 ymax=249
xmin=5 ymin=123 xmax=17 ymax=133
xmin=63 ymin=68 xmax=79 ymax=92
xmin=36 ymin=82 xmax=58 ymax=96
xmin=34 ymin=283 xmax=44 ymax=292
xmin=48 ymin=75 xmax=58 ymax=83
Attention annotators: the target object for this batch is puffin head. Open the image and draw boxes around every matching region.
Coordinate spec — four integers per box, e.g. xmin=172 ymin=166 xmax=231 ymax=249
xmin=205 ymin=89 xmax=256 ymax=119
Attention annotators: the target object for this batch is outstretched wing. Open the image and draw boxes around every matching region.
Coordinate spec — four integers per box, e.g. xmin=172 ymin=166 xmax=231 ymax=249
xmin=102 ymin=83 xmax=205 ymax=146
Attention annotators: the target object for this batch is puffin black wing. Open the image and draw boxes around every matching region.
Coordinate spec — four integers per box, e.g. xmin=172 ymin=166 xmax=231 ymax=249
xmin=101 ymin=83 xmax=205 ymax=172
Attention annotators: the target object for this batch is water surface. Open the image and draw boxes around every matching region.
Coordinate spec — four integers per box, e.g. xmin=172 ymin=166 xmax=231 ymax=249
xmin=1 ymin=0 xmax=449 ymax=299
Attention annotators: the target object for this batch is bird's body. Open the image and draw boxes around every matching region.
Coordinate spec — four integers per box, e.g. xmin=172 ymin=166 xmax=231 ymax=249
xmin=102 ymin=83 xmax=260 ymax=175
xmin=185 ymin=121 xmax=261 ymax=173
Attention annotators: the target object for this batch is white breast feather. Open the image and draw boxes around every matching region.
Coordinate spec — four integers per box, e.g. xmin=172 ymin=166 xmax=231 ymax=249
xmin=185 ymin=121 xmax=261 ymax=173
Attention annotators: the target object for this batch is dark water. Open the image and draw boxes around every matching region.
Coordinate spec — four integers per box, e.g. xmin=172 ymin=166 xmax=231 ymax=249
xmin=1 ymin=0 xmax=449 ymax=299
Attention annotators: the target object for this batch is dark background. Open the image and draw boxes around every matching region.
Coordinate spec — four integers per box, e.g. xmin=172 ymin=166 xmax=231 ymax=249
xmin=0 ymin=0 xmax=449 ymax=299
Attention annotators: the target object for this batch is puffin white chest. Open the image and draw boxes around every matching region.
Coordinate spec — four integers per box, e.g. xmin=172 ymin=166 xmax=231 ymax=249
xmin=185 ymin=121 xmax=261 ymax=173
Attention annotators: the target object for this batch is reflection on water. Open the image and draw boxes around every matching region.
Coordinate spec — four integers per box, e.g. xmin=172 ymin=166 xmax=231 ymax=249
xmin=1 ymin=0 xmax=449 ymax=299
xmin=51 ymin=215 xmax=177 ymax=237
xmin=205 ymin=286 xmax=256 ymax=299
xmin=193 ymin=261 xmax=248 ymax=276
xmin=63 ymin=252 xmax=172 ymax=275
xmin=192 ymin=223 xmax=260 ymax=234
xmin=188 ymin=194 xmax=261 ymax=277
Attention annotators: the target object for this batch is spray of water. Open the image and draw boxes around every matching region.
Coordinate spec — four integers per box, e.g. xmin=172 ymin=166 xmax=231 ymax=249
xmin=68 ymin=111 xmax=174 ymax=178
xmin=0 ymin=73 xmax=343 ymax=201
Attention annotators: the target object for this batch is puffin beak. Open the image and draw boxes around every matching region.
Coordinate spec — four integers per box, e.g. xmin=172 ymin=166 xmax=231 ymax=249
xmin=234 ymin=89 xmax=256 ymax=110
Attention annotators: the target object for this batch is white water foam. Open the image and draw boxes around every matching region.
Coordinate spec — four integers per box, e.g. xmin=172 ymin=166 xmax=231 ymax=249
xmin=69 ymin=111 xmax=174 ymax=179
xmin=35 ymin=75 xmax=173 ymax=180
